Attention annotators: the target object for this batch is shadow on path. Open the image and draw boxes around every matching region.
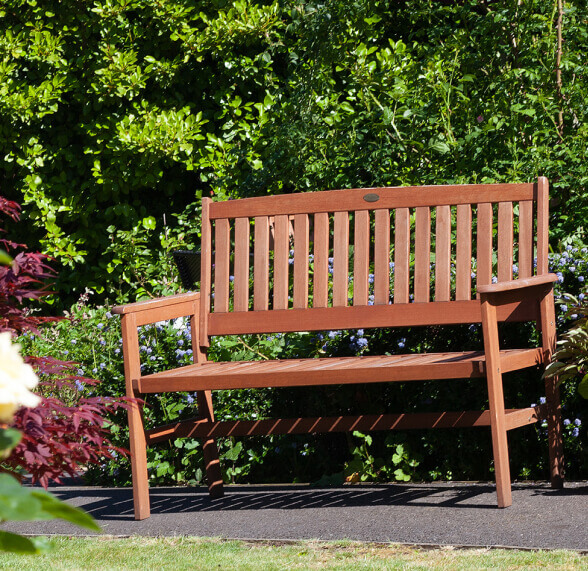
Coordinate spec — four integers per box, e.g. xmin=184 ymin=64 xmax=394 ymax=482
xmin=48 ymin=482 xmax=588 ymax=521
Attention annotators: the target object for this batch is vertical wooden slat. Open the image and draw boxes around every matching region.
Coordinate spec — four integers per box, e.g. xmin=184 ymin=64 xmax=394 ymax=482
xmin=435 ymin=205 xmax=451 ymax=302
xmin=456 ymin=204 xmax=472 ymax=301
xmin=374 ymin=209 xmax=390 ymax=305
xmin=293 ymin=213 xmax=309 ymax=309
xmin=234 ymin=217 xmax=250 ymax=312
xmin=254 ymin=216 xmax=270 ymax=310
xmin=273 ymin=214 xmax=290 ymax=310
xmin=353 ymin=210 xmax=370 ymax=306
xmin=333 ymin=211 xmax=349 ymax=307
xmin=314 ymin=212 xmax=330 ymax=308
xmin=536 ymin=177 xmax=549 ymax=275
xmin=497 ymin=202 xmax=513 ymax=282
xmin=199 ymin=198 xmax=212 ymax=346
xmin=394 ymin=208 xmax=410 ymax=304
xmin=518 ymin=200 xmax=534 ymax=279
xmin=214 ymin=218 xmax=230 ymax=313
xmin=414 ymin=206 xmax=431 ymax=303
xmin=477 ymin=202 xmax=493 ymax=294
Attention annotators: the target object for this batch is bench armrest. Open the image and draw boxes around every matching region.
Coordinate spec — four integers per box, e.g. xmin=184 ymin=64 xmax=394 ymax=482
xmin=112 ymin=292 xmax=200 ymax=326
xmin=478 ymin=274 xmax=557 ymax=296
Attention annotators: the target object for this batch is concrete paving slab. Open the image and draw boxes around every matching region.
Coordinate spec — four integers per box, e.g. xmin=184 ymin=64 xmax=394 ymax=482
xmin=3 ymin=482 xmax=587 ymax=551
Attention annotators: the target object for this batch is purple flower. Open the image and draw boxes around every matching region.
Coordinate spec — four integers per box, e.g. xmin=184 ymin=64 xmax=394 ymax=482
xmin=572 ymin=427 xmax=580 ymax=437
xmin=574 ymin=419 xmax=582 ymax=426
xmin=563 ymin=419 xmax=571 ymax=426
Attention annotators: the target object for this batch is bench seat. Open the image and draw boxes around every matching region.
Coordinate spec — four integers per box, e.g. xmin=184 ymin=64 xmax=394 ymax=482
xmin=137 ymin=348 xmax=544 ymax=393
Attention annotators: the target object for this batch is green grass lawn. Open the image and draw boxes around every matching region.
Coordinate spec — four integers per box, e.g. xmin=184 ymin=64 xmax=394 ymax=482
xmin=0 ymin=537 xmax=584 ymax=570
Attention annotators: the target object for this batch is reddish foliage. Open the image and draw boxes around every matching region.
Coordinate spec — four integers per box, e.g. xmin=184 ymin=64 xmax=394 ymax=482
xmin=1 ymin=197 xmax=130 ymax=486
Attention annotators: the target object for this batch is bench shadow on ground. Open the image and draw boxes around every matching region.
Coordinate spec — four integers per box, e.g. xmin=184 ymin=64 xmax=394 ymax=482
xmin=49 ymin=482 xmax=587 ymax=522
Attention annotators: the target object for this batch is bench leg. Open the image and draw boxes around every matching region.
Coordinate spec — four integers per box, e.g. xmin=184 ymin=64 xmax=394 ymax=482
xmin=128 ymin=398 xmax=151 ymax=520
xmin=481 ymin=299 xmax=512 ymax=508
xmin=197 ymin=390 xmax=224 ymax=499
xmin=540 ymin=290 xmax=564 ymax=488
xmin=545 ymin=376 xmax=564 ymax=488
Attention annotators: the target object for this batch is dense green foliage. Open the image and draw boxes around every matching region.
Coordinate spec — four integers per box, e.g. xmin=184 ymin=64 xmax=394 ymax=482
xmin=1 ymin=0 xmax=587 ymax=301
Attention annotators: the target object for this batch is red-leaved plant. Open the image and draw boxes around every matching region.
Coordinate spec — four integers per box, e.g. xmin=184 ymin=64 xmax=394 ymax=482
xmin=0 ymin=197 xmax=129 ymax=487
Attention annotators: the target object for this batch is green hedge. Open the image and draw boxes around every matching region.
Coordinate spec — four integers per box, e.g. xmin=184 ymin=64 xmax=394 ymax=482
xmin=1 ymin=0 xmax=588 ymax=303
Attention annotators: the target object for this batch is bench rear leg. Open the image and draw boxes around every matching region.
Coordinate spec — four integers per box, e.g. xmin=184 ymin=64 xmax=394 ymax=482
xmin=197 ymin=390 xmax=224 ymax=498
xmin=541 ymin=291 xmax=564 ymax=488
xmin=545 ymin=372 xmax=564 ymax=488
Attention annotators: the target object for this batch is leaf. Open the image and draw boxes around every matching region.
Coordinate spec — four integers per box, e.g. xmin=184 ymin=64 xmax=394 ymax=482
xmin=0 ymin=249 xmax=12 ymax=265
xmin=0 ymin=530 xmax=46 ymax=554
xmin=578 ymin=374 xmax=588 ymax=400
xmin=430 ymin=140 xmax=450 ymax=154
xmin=0 ymin=428 xmax=22 ymax=454
xmin=223 ymin=440 xmax=243 ymax=462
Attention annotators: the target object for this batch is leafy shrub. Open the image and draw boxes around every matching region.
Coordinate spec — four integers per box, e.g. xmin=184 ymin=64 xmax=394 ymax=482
xmin=0 ymin=197 xmax=129 ymax=486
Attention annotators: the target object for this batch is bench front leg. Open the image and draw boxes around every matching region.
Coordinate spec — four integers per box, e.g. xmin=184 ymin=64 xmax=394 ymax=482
xmin=480 ymin=298 xmax=512 ymax=508
xmin=120 ymin=312 xmax=151 ymax=520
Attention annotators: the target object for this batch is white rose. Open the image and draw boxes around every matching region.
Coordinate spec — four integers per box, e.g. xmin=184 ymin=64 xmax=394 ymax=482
xmin=0 ymin=332 xmax=41 ymax=422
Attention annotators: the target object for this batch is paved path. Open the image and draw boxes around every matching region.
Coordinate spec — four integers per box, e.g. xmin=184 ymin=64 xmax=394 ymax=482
xmin=3 ymin=482 xmax=587 ymax=551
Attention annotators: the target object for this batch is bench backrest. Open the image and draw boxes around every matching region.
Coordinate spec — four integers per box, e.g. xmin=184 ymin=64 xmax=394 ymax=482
xmin=199 ymin=178 xmax=550 ymax=340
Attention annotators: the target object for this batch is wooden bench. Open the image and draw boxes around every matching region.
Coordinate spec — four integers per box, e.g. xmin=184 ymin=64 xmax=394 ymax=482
xmin=113 ymin=177 xmax=564 ymax=520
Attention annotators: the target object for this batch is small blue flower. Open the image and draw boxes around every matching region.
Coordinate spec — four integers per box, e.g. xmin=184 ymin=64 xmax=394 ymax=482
xmin=114 ymin=348 xmax=121 ymax=355
xmin=77 ymin=369 xmax=84 ymax=375
xmin=75 ymin=380 xmax=84 ymax=391
xmin=572 ymin=427 xmax=580 ymax=437
xmin=574 ymin=419 xmax=582 ymax=426
xmin=357 ymin=329 xmax=364 ymax=336
xmin=563 ymin=419 xmax=571 ymax=426
xmin=539 ymin=396 xmax=546 ymax=405
xmin=186 ymin=394 xmax=195 ymax=404
xmin=579 ymin=276 xmax=585 ymax=283
xmin=105 ymin=311 xmax=113 ymax=319
xmin=560 ymin=304 xmax=568 ymax=313
xmin=356 ymin=338 xmax=368 ymax=348
xmin=97 ymin=323 xmax=104 ymax=329
xmin=398 ymin=338 xmax=406 ymax=349
xmin=100 ymin=362 xmax=106 ymax=369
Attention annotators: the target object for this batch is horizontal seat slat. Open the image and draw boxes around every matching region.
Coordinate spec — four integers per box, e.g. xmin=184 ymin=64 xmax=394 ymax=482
xmin=208 ymin=184 xmax=536 ymax=218
xmin=137 ymin=348 xmax=542 ymax=393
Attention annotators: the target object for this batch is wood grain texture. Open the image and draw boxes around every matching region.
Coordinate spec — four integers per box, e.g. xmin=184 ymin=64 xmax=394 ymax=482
xmin=518 ymin=200 xmax=534 ymax=279
xmin=214 ymin=218 xmax=231 ymax=313
xmin=435 ymin=205 xmax=451 ymax=302
xmin=414 ymin=206 xmax=431 ymax=303
xmin=374 ymin=209 xmax=390 ymax=305
xmin=209 ymin=184 xmax=535 ymax=218
xmin=233 ymin=217 xmax=250 ymax=312
xmin=333 ymin=211 xmax=349 ymax=307
xmin=498 ymin=202 xmax=514 ymax=282
xmin=536 ymin=177 xmax=549 ymax=275
xmin=273 ymin=214 xmax=290 ymax=310
xmin=477 ymin=203 xmax=494 ymax=292
xmin=293 ymin=214 xmax=310 ymax=309
xmin=254 ymin=216 xmax=270 ymax=311
xmin=313 ymin=212 xmax=330 ymax=308
xmin=353 ymin=210 xmax=370 ymax=306
xmin=456 ymin=204 xmax=472 ymax=300
xmin=394 ymin=208 xmax=410 ymax=304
